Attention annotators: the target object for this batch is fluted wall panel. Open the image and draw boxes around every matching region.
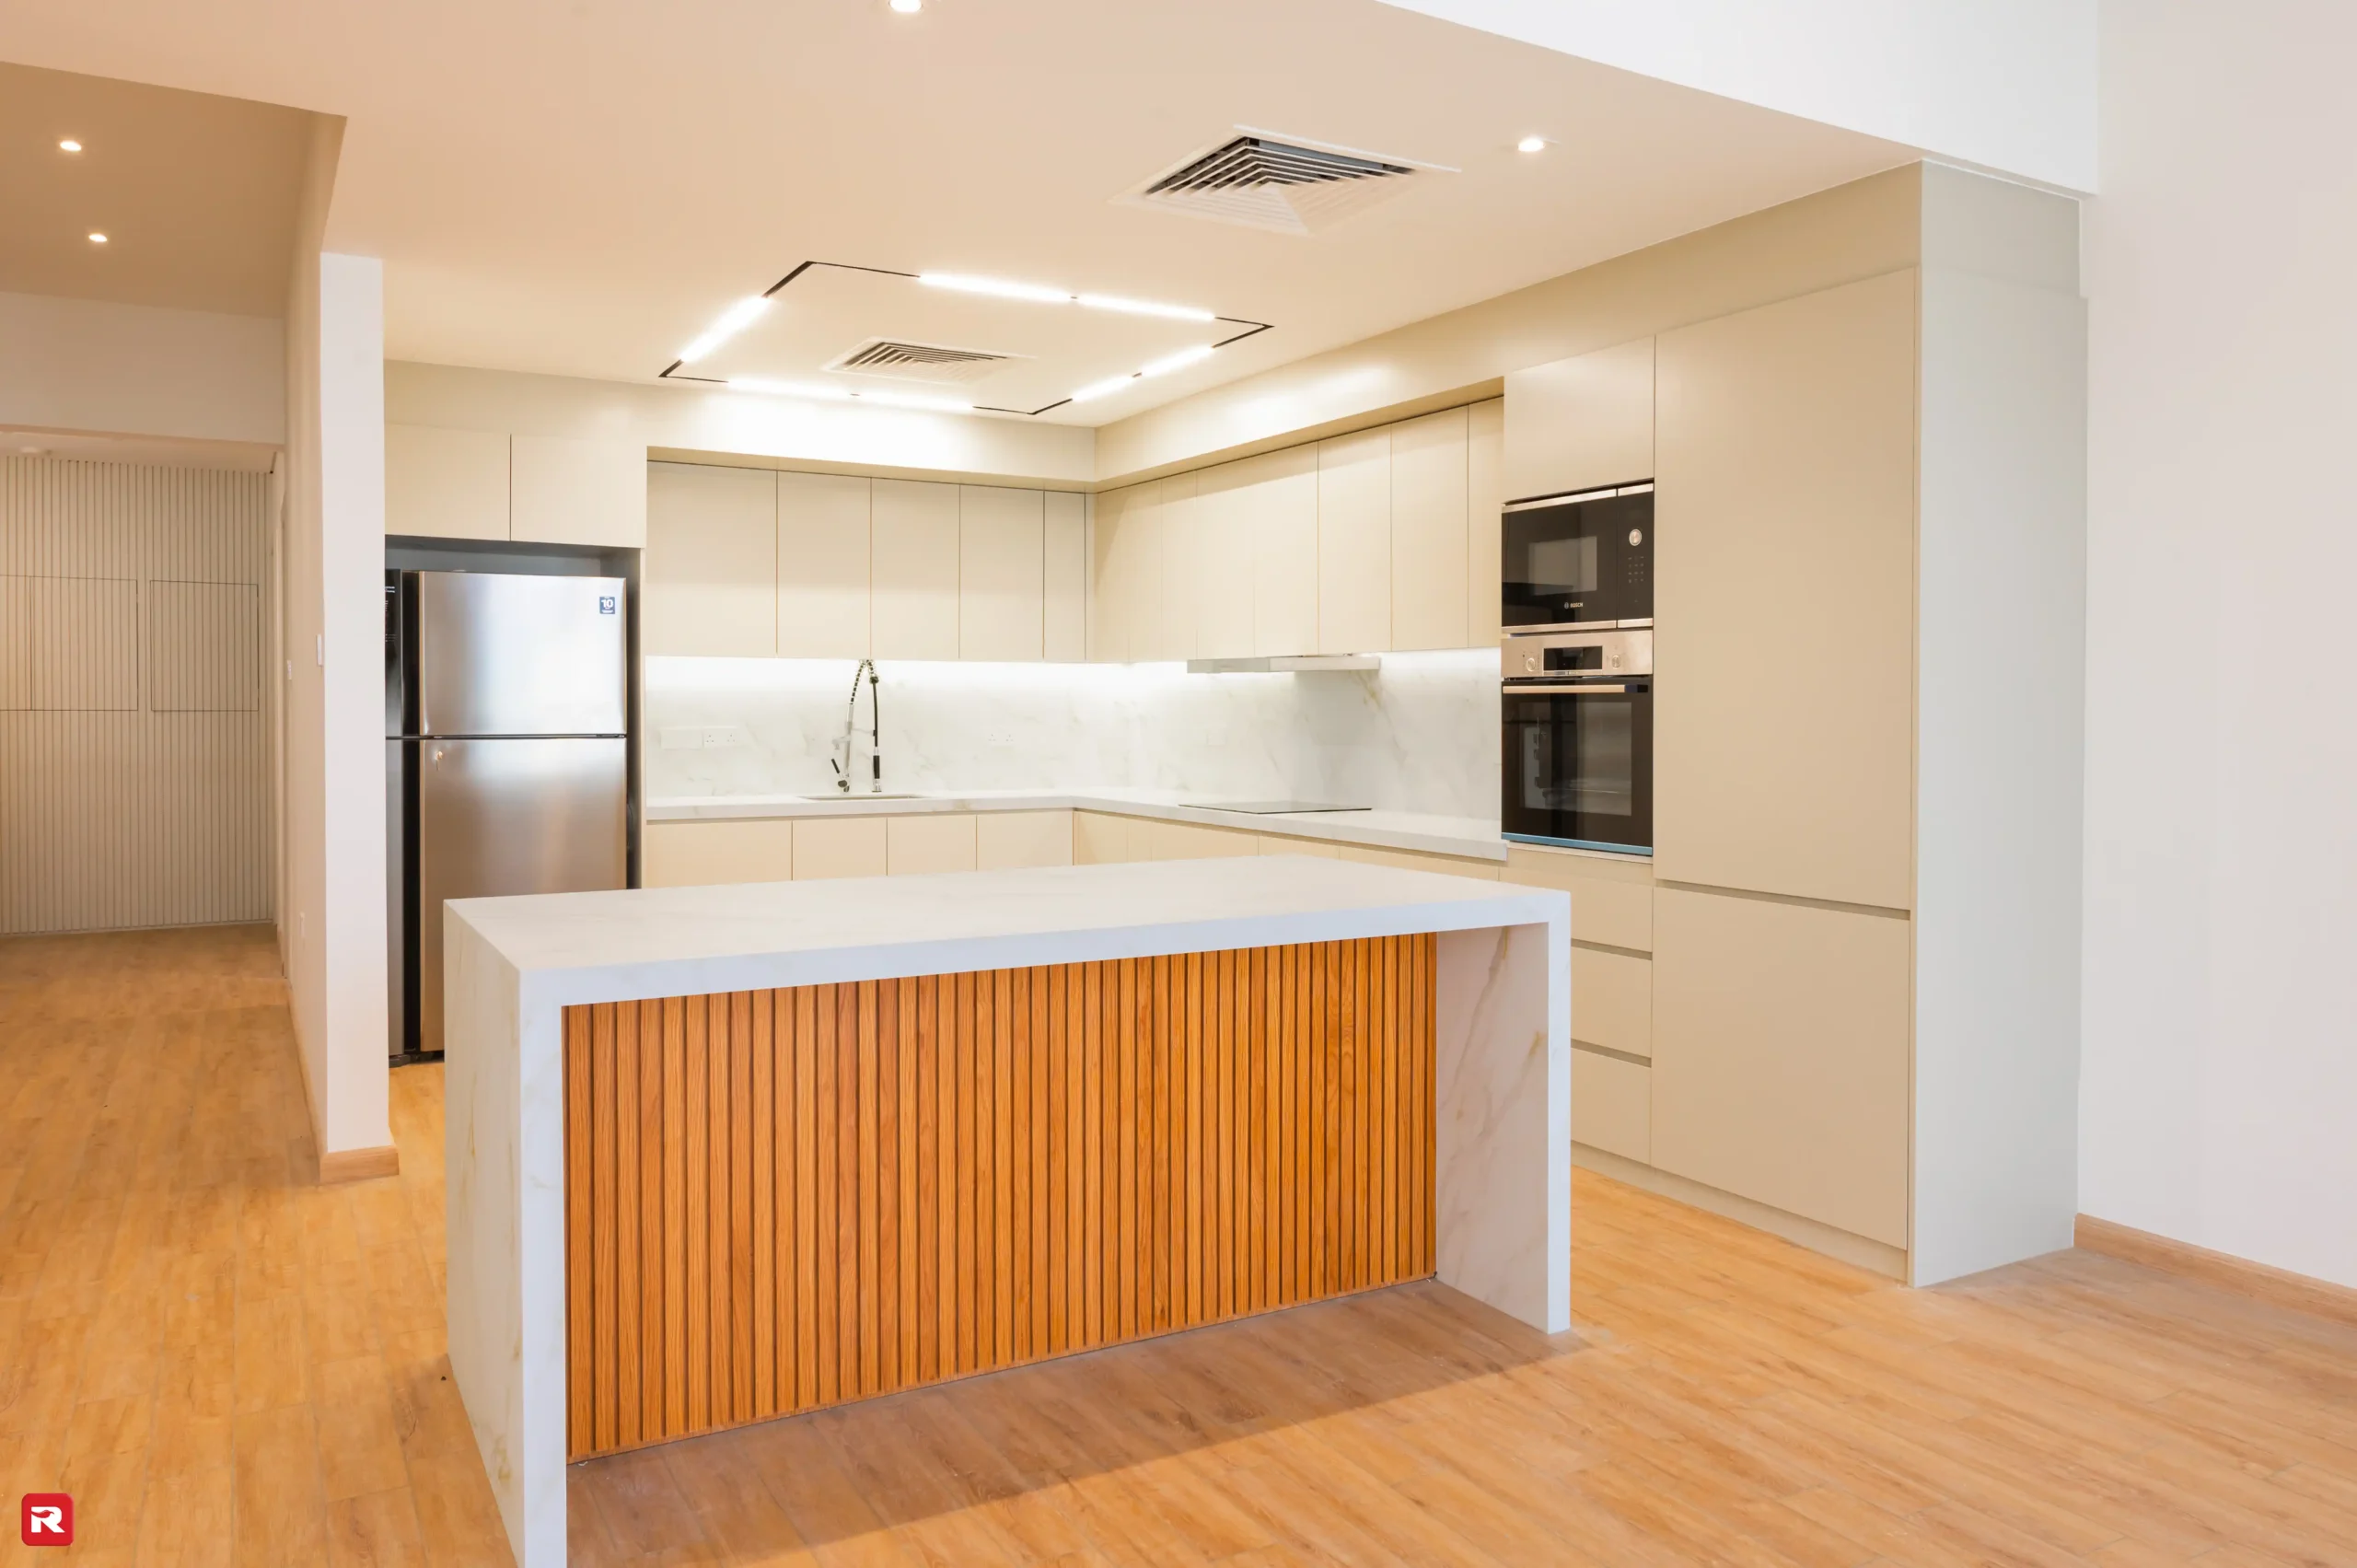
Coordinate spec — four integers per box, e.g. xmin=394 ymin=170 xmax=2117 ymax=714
xmin=0 ymin=457 xmax=274 ymax=935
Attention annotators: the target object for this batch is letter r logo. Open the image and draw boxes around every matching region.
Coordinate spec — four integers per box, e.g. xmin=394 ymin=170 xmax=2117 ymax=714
xmin=20 ymin=1493 xmax=73 ymax=1545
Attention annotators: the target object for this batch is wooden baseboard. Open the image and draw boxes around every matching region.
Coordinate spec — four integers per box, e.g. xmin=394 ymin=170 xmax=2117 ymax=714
xmin=319 ymin=1145 xmax=401 ymax=1185
xmin=2075 ymin=1214 xmax=2357 ymax=1330
xmin=1573 ymin=1144 xmax=1909 ymax=1281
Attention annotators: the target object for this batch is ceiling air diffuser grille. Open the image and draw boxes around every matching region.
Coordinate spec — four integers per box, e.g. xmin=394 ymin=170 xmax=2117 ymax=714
xmin=827 ymin=339 xmax=1014 ymax=384
xmin=1126 ymin=134 xmax=1435 ymax=235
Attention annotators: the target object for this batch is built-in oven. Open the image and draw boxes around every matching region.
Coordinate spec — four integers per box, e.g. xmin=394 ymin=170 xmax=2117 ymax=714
xmin=1502 ymin=483 xmax=1653 ymax=630
xmin=1500 ymin=627 xmax=1653 ymax=854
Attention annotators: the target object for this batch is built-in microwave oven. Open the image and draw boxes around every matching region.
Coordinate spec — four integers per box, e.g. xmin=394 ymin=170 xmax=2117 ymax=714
xmin=1500 ymin=627 xmax=1653 ymax=854
xmin=1502 ymin=483 xmax=1653 ymax=630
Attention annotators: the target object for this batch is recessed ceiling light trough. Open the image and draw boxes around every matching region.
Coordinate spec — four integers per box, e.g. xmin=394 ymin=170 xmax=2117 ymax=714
xmin=1070 ymin=343 xmax=1217 ymax=403
xmin=919 ymin=272 xmax=1213 ymax=321
xmin=676 ymin=296 xmax=771 ymax=364
xmin=727 ymin=377 xmax=972 ymax=413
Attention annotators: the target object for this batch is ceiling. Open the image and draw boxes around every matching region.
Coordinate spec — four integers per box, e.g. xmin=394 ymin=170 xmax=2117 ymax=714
xmin=0 ymin=0 xmax=1918 ymax=425
xmin=0 ymin=61 xmax=310 ymax=317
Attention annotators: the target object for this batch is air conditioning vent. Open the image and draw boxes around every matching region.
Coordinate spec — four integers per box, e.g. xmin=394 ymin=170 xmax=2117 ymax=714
xmin=1123 ymin=133 xmax=1443 ymax=235
xmin=825 ymin=339 xmax=1016 ymax=384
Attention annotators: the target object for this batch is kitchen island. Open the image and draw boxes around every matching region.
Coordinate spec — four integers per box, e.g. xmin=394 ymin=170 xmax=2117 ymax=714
xmin=443 ymin=854 xmax=1569 ymax=1568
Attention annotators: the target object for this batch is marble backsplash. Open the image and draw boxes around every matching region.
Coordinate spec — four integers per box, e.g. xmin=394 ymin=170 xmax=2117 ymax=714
xmin=643 ymin=648 xmax=1501 ymax=819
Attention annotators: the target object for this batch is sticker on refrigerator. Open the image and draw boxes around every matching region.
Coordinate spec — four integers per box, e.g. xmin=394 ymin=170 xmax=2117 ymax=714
xmin=598 ymin=596 xmax=617 ymax=614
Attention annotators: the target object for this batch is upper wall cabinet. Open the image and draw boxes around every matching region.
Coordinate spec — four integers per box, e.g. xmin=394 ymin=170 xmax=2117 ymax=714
xmin=1247 ymin=446 xmax=1320 ymax=659
xmin=776 ymin=471 xmax=872 ymax=658
xmin=958 ymin=485 xmax=1045 ymax=662
xmin=645 ymin=462 xmax=777 ymax=657
xmin=1503 ymin=337 xmax=1655 ymax=502
xmin=1389 ymin=407 xmax=1470 ymax=652
xmin=1043 ymin=492 xmax=1087 ymax=662
xmin=385 ymin=424 xmax=509 ymax=540
xmin=1317 ymin=429 xmax=1391 ymax=655
xmin=512 ymin=434 xmax=647 ymax=548
xmin=1466 ymin=399 xmax=1504 ymax=647
xmin=870 ymin=480 xmax=960 ymax=660
xmin=1653 ymin=272 xmax=1918 ymax=911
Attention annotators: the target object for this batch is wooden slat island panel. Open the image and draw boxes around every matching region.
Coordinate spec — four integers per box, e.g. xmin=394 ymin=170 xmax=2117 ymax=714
xmin=561 ymin=934 xmax=1437 ymax=1460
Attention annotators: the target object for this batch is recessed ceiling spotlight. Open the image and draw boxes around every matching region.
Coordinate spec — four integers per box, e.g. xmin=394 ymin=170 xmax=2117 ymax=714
xmin=676 ymin=296 xmax=771 ymax=363
xmin=18 ymin=445 xmax=45 ymax=456
xmin=58 ymin=139 xmax=83 ymax=153
xmin=1516 ymin=134 xmax=1547 ymax=154
xmin=87 ymin=232 xmax=109 ymax=244
xmin=889 ymin=0 xmax=922 ymax=13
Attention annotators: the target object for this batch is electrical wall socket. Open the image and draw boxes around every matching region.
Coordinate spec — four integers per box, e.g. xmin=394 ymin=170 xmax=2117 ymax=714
xmin=701 ymin=725 xmax=751 ymax=749
xmin=983 ymin=727 xmax=1016 ymax=748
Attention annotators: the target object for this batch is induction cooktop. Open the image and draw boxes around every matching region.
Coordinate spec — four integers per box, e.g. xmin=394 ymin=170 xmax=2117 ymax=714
xmin=1197 ymin=800 xmax=1372 ymax=815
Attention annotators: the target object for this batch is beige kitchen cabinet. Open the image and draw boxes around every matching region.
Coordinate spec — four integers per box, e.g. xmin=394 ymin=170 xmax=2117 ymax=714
xmin=1650 ymin=887 xmax=1911 ymax=1249
xmin=1089 ymin=482 xmax=1154 ymax=663
xmin=1500 ymin=846 xmax=1654 ymax=951
xmin=1189 ymin=461 xmax=1260 ymax=660
xmin=1144 ymin=819 xmax=1260 ymax=860
xmin=1141 ymin=470 xmax=1198 ymax=662
xmin=1571 ymin=947 xmax=1653 ymax=1059
xmin=1043 ymin=492 xmax=1088 ymax=662
xmin=641 ymin=819 xmax=795 ymax=888
xmin=976 ymin=810 xmax=1074 ymax=869
xmin=1248 ymin=446 xmax=1320 ymax=657
xmin=1466 ymin=398 xmax=1504 ymax=646
xmin=1072 ymin=809 xmax=1139 ymax=865
xmin=1317 ymin=429 xmax=1390 ymax=654
xmin=1388 ymin=407 xmax=1470 ymax=651
xmin=510 ymin=434 xmax=646 ymax=547
xmin=644 ymin=462 xmax=776 ymax=657
xmin=776 ymin=471 xmax=871 ymax=658
xmin=886 ymin=813 xmax=978 ymax=876
xmin=870 ymin=479 xmax=960 ymax=660
xmin=1654 ymin=272 xmax=1917 ymax=911
xmin=1571 ymin=1051 xmax=1651 ymax=1164
xmin=1503 ymin=337 xmax=1655 ymax=502
xmin=1334 ymin=843 xmax=1500 ymax=880
xmin=385 ymin=424 xmax=509 ymax=540
xmin=958 ymin=485 xmax=1045 ymax=661
xmin=792 ymin=816 xmax=888 ymax=880
xmin=1257 ymin=832 xmax=1340 ymax=858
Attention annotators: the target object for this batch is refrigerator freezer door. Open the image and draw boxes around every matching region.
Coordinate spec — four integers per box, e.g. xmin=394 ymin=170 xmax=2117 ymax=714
xmin=415 ymin=571 xmax=627 ymax=737
xmin=416 ymin=736 xmax=627 ymax=1055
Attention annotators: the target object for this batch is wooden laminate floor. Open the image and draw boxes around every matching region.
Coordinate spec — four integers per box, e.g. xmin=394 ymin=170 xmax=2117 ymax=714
xmin=6 ymin=926 xmax=2357 ymax=1566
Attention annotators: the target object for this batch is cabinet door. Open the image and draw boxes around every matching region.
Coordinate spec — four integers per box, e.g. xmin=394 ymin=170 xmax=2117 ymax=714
xmin=1503 ymin=337 xmax=1655 ymax=502
xmin=776 ymin=471 xmax=871 ymax=658
xmin=1572 ymin=1051 xmax=1651 ymax=1164
xmin=1043 ymin=493 xmax=1087 ymax=662
xmin=510 ymin=434 xmax=646 ymax=547
xmin=886 ymin=813 xmax=978 ymax=875
xmin=1142 ymin=470 xmax=1197 ymax=662
xmin=1466 ymin=398 xmax=1504 ymax=647
xmin=958 ymin=486 xmax=1045 ymax=661
xmin=870 ymin=479 xmax=960 ymax=660
xmin=645 ymin=462 xmax=776 ymax=657
xmin=386 ymin=424 xmax=509 ymax=540
xmin=1317 ymin=429 xmax=1390 ymax=654
xmin=1651 ymin=888 xmax=1910 ymax=1248
xmin=1248 ymin=446 xmax=1319 ymax=657
xmin=1389 ymin=407 xmax=1469 ymax=651
xmin=1146 ymin=820 xmax=1260 ymax=860
xmin=1654 ymin=272 xmax=1917 ymax=910
xmin=1072 ymin=810 xmax=1139 ymax=865
xmin=976 ymin=809 xmax=1074 ymax=869
xmin=1189 ymin=460 xmax=1259 ymax=660
xmin=792 ymin=817 xmax=888 ymax=879
xmin=1571 ymin=948 xmax=1652 ymax=1059
xmin=1089 ymin=482 xmax=1154 ymax=663
xmin=641 ymin=819 xmax=795 ymax=888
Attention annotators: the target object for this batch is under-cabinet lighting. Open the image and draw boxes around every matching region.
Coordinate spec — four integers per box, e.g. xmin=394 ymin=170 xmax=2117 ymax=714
xmin=918 ymin=273 xmax=1072 ymax=306
xmin=677 ymin=296 xmax=771 ymax=363
xmin=1139 ymin=344 xmax=1214 ymax=377
xmin=1075 ymin=294 xmax=1215 ymax=322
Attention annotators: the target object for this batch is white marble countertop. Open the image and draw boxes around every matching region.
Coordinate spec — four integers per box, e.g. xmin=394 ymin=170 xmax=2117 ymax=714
xmin=447 ymin=854 xmax=1564 ymax=1006
xmin=644 ymin=785 xmax=1514 ymax=862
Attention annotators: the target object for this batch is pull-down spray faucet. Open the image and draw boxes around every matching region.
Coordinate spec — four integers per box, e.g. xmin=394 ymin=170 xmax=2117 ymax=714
xmin=832 ymin=659 xmax=882 ymax=794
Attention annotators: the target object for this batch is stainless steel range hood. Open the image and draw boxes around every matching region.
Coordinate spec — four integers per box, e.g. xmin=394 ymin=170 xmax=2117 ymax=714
xmin=1184 ymin=654 xmax=1380 ymax=674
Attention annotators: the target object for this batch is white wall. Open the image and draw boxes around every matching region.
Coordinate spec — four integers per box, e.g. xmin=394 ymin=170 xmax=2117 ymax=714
xmin=280 ymin=112 xmax=391 ymax=1160
xmin=0 ymin=290 xmax=285 ymax=447
xmin=1380 ymin=0 xmax=2096 ymax=192
xmin=2082 ymin=0 xmax=2357 ymax=1289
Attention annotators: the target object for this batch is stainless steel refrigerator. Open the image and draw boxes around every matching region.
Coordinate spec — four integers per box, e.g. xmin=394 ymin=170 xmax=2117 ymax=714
xmin=388 ymin=570 xmax=630 ymax=1061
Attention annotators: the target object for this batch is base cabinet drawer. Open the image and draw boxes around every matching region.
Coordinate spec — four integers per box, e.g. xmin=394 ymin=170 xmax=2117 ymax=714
xmin=1651 ymin=888 xmax=1910 ymax=1248
xmin=1572 ymin=1050 xmax=1650 ymax=1164
xmin=1571 ymin=947 xmax=1652 ymax=1059
xmin=642 ymin=819 xmax=795 ymax=888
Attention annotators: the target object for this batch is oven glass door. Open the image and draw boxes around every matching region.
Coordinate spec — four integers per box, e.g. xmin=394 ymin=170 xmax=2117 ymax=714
xmin=1502 ymin=491 xmax=1653 ymax=628
xmin=1500 ymin=682 xmax=1653 ymax=853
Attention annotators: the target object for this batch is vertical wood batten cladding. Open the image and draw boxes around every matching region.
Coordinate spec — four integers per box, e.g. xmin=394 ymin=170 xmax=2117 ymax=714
xmin=0 ymin=458 xmax=273 ymax=934
xmin=562 ymin=935 xmax=1437 ymax=1460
